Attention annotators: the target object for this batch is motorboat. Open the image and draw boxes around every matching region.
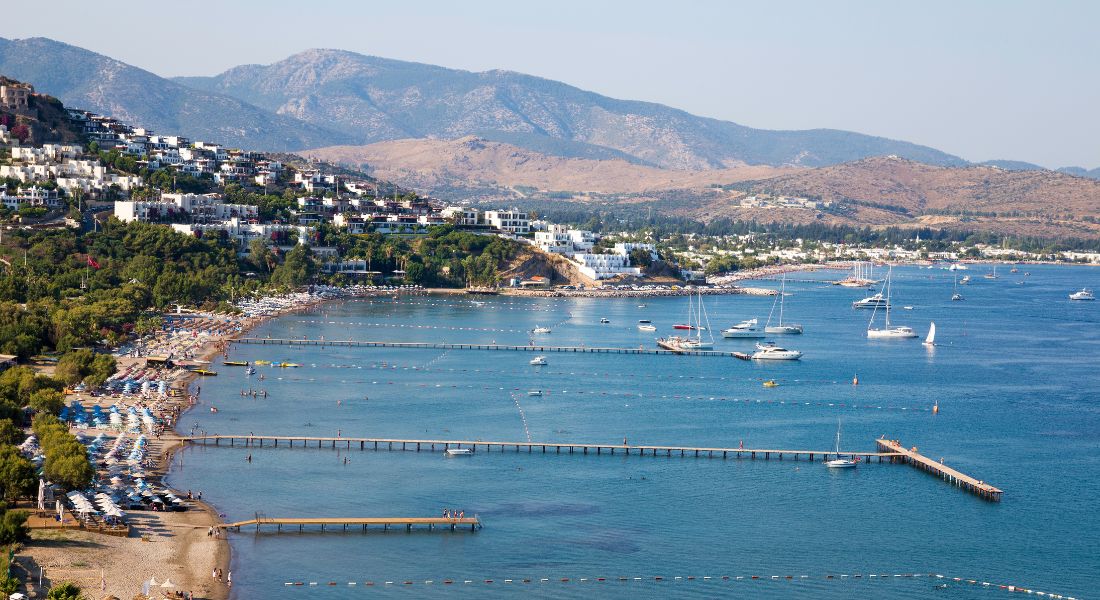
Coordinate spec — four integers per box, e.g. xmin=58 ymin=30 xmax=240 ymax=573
xmin=444 ymin=448 xmax=473 ymax=457
xmin=223 ymin=360 xmax=249 ymax=367
xmin=529 ymin=356 xmax=548 ymax=366
xmin=638 ymin=324 xmax=657 ymax=332
xmin=532 ymin=326 xmax=552 ymax=334
xmin=1069 ymin=288 xmax=1095 ymax=301
xmin=764 ymin=274 xmax=803 ymax=334
xmin=721 ymin=318 xmax=765 ymax=338
xmin=751 ymin=342 xmax=802 ymax=360
xmin=960 ymin=275 xmax=971 ymax=284
xmin=866 ymin=267 xmax=918 ymax=339
xmin=527 ymin=390 xmax=543 ymax=396
xmin=825 ymin=420 xmax=857 ymax=468
xmin=762 ymin=379 xmax=779 ymax=388
xmin=852 ymin=293 xmax=889 ymax=309
xmin=600 ymin=318 xmax=610 ymax=323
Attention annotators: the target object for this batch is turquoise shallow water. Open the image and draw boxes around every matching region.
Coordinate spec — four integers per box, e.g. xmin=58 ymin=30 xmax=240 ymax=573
xmin=168 ymin=265 xmax=1100 ymax=599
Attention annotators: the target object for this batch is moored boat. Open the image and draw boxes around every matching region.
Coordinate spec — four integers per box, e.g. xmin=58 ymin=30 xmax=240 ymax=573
xmin=751 ymin=342 xmax=802 ymax=360
xmin=1069 ymin=288 xmax=1095 ymax=301
xmin=721 ymin=318 xmax=765 ymax=338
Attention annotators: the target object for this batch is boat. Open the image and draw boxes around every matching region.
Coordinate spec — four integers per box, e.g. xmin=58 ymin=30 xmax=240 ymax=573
xmin=922 ymin=322 xmax=936 ymax=346
xmin=278 ymin=362 xmax=301 ymax=368
xmin=527 ymin=390 xmax=543 ymax=396
xmin=444 ymin=448 xmax=473 ymax=457
xmin=951 ymin=274 xmax=963 ymax=301
xmin=866 ymin=268 xmax=918 ymax=339
xmin=764 ymin=274 xmax=803 ymax=334
xmin=1010 ymin=267 xmax=1019 ymax=273
xmin=984 ymin=265 xmax=999 ymax=280
xmin=253 ymin=360 xmax=271 ymax=366
xmin=638 ymin=324 xmax=657 ymax=332
xmin=637 ymin=304 xmax=647 ymax=308
xmin=600 ymin=318 xmax=610 ymax=323
xmin=852 ymin=293 xmax=889 ymax=309
xmin=223 ymin=360 xmax=249 ymax=367
xmin=721 ymin=318 xmax=765 ymax=338
xmin=960 ymin=275 xmax=971 ymax=284
xmin=245 ymin=366 xmax=256 ymax=375
xmin=1069 ymin=288 xmax=1095 ymax=301
xmin=637 ymin=319 xmax=652 ymax=324
xmin=824 ymin=420 xmax=857 ymax=468
xmin=751 ymin=342 xmax=802 ymax=360
xmin=191 ymin=369 xmax=217 ymax=376
xmin=762 ymin=379 xmax=779 ymax=388
xmin=833 ymin=261 xmax=877 ymax=287
xmin=529 ymin=356 xmax=548 ymax=366
xmin=532 ymin=326 xmax=552 ymax=334
xmin=948 ymin=263 xmax=968 ymax=271
xmin=658 ymin=291 xmax=716 ymax=351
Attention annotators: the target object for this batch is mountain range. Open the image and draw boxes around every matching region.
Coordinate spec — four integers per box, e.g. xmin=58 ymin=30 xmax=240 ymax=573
xmin=0 ymin=36 xmax=998 ymax=171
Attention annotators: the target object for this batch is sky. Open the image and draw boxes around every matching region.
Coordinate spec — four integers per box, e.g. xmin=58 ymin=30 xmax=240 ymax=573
xmin=3 ymin=0 xmax=1098 ymax=168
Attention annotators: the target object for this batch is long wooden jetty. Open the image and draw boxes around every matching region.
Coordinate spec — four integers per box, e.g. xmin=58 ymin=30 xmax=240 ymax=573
xmin=185 ymin=435 xmax=1003 ymax=501
xmin=185 ymin=434 xmax=897 ymax=462
xmin=876 ymin=438 xmax=1003 ymax=501
xmin=231 ymin=337 xmax=743 ymax=358
xmin=218 ymin=516 xmax=481 ymax=533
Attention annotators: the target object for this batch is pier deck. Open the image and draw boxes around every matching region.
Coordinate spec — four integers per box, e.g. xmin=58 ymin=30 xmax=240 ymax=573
xmin=218 ymin=516 xmax=481 ymax=532
xmin=185 ymin=435 xmax=1003 ymax=501
xmin=231 ymin=337 xmax=746 ymax=357
xmin=185 ymin=434 xmax=898 ymax=462
xmin=876 ymin=438 xmax=1003 ymax=501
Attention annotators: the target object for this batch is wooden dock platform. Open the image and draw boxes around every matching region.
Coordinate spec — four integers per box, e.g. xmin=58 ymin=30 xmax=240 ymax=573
xmin=230 ymin=337 xmax=745 ymax=358
xmin=185 ymin=434 xmax=899 ymax=463
xmin=876 ymin=438 xmax=1003 ymax=501
xmin=218 ymin=516 xmax=481 ymax=532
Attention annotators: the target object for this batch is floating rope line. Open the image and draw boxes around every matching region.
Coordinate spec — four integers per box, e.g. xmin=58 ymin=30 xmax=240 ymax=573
xmin=278 ymin=572 xmax=1080 ymax=598
xmin=508 ymin=391 xmax=533 ymax=443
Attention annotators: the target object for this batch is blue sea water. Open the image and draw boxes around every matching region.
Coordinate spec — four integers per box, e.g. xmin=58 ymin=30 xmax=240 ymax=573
xmin=167 ymin=265 xmax=1100 ymax=599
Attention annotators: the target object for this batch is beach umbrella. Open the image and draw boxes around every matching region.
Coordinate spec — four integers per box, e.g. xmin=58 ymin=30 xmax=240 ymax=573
xmin=159 ymin=579 xmax=176 ymax=589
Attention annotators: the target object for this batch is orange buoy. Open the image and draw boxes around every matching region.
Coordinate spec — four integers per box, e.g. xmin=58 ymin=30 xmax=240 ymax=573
xmin=852 ymin=374 xmax=859 ymax=385
xmin=933 ymin=401 xmax=940 ymax=414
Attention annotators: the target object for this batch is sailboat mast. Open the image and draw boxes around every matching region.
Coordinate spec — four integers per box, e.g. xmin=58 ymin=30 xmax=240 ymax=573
xmin=778 ymin=275 xmax=785 ymax=326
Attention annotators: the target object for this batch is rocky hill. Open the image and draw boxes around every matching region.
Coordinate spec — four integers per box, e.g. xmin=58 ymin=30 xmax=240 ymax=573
xmin=0 ymin=37 xmax=350 ymax=150
xmin=305 ymin=137 xmax=793 ymax=195
xmin=174 ymin=48 xmax=966 ymax=169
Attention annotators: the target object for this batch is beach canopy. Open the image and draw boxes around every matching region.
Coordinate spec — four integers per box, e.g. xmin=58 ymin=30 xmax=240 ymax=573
xmin=159 ymin=579 xmax=176 ymax=588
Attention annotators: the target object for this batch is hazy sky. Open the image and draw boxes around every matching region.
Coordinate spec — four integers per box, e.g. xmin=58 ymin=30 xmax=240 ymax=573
xmin=3 ymin=0 xmax=1098 ymax=167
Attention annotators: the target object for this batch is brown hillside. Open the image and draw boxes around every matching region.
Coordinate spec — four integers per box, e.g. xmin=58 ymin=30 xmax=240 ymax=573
xmin=749 ymin=156 xmax=1100 ymax=218
xmin=304 ymin=137 xmax=794 ymax=194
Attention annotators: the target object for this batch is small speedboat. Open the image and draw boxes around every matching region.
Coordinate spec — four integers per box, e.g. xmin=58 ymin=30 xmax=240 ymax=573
xmin=762 ymin=380 xmax=779 ymax=388
xmin=951 ymin=293 xmax=963 ymax=301
xmin=444 ymin=448 xmax=473 ymax=457
xmin=638 ymin=324 xmax=657 ymax=332
xmin=600 ymin=318 xmax=610 ymax=323
xmin=1069 ymin=288 xmax=1095 ymax=301
xmin=527 ymin=390 xmax=543 ymax=396
xmin=530 ymin=356 xmax=548 ymax=366
xmin=532 ymin=326 xmax=552 ymax=334
xmin=751 ymin=343 xmax=802 ymax=360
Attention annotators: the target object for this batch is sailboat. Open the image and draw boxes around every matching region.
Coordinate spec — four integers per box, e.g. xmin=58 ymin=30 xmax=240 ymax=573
xmin=923 ymin=322 xmax=936 ymax=347
xmin=951 ymin=274 xmax=963 ymax=301
xmin=825 ymin=420 xmax=857 ymax=468
xmin=866 ymin=267 xmax=918 ymax=339
xmin=657 ymin=291 xmax=715 ymax=351
xmin=984 ymin=264 xmax=999 ymax=280
xmin=764 ymin=275 xmax=803 ymax=334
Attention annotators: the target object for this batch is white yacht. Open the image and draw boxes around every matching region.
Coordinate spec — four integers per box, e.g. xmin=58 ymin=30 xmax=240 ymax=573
xmin=721 ymin=318 xmax=766 ymax=338
xmin=764 ymin=275 xmax=803 ymax=334
xmin=825 ymin=420 xmax=857 ymax=468
xmin=852 ymin=293 xmax=889 ymax=309
xmin=960 ymin=275 xmax=971 ymax=284
xmin=529 ymin=356 xmax=548 ymax=366
xmin=637 ymin=324 xmax=657 ymax=332
xmin=1069 ymin=288 xmax=1095 ymax=301
xmin=866 ymin=268 xmax=918 ymax=339
xmin=532 ymin=326 xmax=552 ymax=334
xmin=751 ymin=342 xmax=802 ymax=361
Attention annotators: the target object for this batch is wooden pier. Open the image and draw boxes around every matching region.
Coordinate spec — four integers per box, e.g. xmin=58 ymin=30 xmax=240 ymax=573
xmin=186 ymin=434 xmax=899 ymax=463
xmin=876 ymin=438 xmax=1003 ymax=501
xmin=186 ymin=435 xmax=1004 ymax=501
xmin=218 ymin=516 xmax=481 ymax=533
xmin=230 ymin=337 xmax=745 ymax=358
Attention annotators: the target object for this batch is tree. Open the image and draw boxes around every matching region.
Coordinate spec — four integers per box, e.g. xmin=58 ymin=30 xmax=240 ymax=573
xmin=46 ymin=581 xmax=82 ymax=600
xmin=29 ymin=389 xmax=64 ymax=414
xmin=0 ymin=447 xmax=36 ymax=502
xmin=270 ymin=245 xmax=316 ymax=289
xmin=0 ymin=421 xmax=22 ymax=446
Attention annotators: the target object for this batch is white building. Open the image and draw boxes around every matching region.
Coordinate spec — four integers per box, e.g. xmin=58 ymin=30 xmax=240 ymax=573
xmin=613 ymin=242 xmax=657 ymax=260
xmin=1 ymin=185 xmax=62 ymax=210
xmin=171 ymin=218 xmax=310 ymax=250
xmin=484 ymin=209 xmax=529 ymax=234
xmin=572 ymin=253 xmax=642 ymax=280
